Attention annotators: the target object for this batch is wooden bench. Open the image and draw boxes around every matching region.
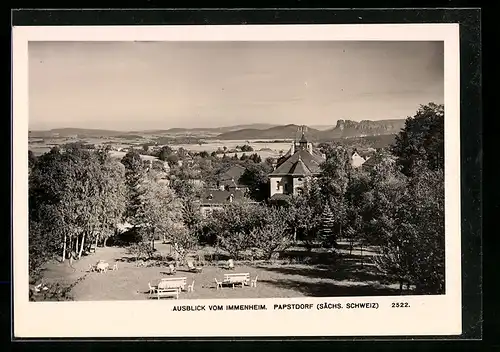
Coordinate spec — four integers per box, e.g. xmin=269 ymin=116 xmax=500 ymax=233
xmin=160 ymin=277 xmax=187 ymax=291
xmin=223 ymin=273 xmax=250 ymax=288
xmin=155 ymin=287 xmax=180 ymax=300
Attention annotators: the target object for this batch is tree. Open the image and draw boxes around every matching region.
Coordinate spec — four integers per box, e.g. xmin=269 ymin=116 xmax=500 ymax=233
xmin=199 ymin=150 xmax=209 ymax=158
xmin=210 ymin=151 xmax=217 ymax=158
xmin=28 ymin=150 xmax=37 ymax=173
xmin=249 ymin=153 xmax=262 ymax=163
xmin=181 ymin=196 xmax=203 ymax=236
xmin=345 ymin=168 xmax=372 ymax=251
xmin=218 ymin=231 xmax=252 ymax=260
xmin=320 ymin=146 xmax=351 ymax=242
xmin=241 ymin=144 xmax=253 ymax=152
xmin=265 ymin=157 xmax=276 ymax=168
xmin=391 ymin=102 xmax=444 ymax=176
xmin=376 ymin=163 xmax=444 ymax=293
xmin=240 ymin=153 xmax=249 ymax=161
xmin=318 ymin=203 xmax=336 ymax=247
xmin=29 ymin=218 xmax=60 ymax=281
xmin=177 ymin=147 xmax=188 ymax=159
xmin=285 ymin=178 xmax=323 ymax=249
xmin=94 ymin=150 xmax=127 ymax=248
xmin=363 ymin=158 xmax=408 ymax=246
xmin=135 ymin=172 xmax=179 ymax=251
xmin=121 ymin=150 xmax=146 ymax=223
xmin=205 ymin=202 xmax=268 ymax=252
xmin=166 ymin=154 xmax=180 ymax=168
xmin=170 ymin=222 xmax=198 ymax=266
xmin=158 ymin=145 xmax=173 ymax=161
xmin=251 ymin=207 xmax=293 ymax=259
xmin=238 ymin=163 xmax=272 ymax=202
xmin=142 ymin=144 xmax=149 ymax=152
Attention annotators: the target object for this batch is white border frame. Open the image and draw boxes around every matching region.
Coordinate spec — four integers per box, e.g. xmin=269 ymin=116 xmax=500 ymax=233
xmin=13 ymin=24 xmax=461 ymax=338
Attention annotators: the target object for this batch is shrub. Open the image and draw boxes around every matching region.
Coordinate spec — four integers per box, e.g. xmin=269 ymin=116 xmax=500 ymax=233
xmin=127 ymin=241 xmax=156 ymax=260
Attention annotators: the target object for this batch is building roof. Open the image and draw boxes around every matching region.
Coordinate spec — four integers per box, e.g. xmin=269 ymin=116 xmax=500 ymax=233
xmin=288 ymin=156 xmax=313 ymax=176
xmin=197 ymin=189 xmax=248 ymax=206
xmin=362 ymin=154 xmax=395 ymax=169
xmin=219 ymin=164 xmax=247 ymax=181
xmin=270 ymin=149 xmax=324 ymax=177
xmin=269 ymin=193 xmax=292 ymax=201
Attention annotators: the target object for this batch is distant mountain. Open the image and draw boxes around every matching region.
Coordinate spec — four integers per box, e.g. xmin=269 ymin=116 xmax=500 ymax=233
xmin=29 ymin=128 xmax=125 ymax=138
xmin=317 ymin=119 xmax=406 ymax=140
xmin=309 ymin=125 xmax=336 ymax=131
xmin=217 ymin=124 xmax=322 ymax=140
xmin=147 ymin=123 xmax=279 ymax=134
xmin=29 ymin=120 xmax=406 ymax=140
xmin=216 ymin=120 xmax=405 ymax=141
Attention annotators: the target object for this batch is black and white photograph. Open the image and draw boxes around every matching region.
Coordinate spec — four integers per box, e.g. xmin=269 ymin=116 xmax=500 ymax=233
xmin=13 ymin=23 xmax=462 ymax=338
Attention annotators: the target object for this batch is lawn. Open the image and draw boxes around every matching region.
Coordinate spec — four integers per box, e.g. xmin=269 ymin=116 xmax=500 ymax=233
xmin=37 ymin=241 xmax=407 ymax=301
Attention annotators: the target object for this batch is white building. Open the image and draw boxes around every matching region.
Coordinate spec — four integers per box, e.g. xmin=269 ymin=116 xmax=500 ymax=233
xmin=268 ymin=131 xmax=325 ymax=199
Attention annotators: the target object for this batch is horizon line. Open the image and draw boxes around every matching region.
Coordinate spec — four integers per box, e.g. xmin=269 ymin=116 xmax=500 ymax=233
xmin=28 ymin=118 xmax=409 ymax=132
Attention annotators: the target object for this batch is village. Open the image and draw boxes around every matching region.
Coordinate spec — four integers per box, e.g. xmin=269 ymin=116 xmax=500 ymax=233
xmin=28 ymin=103 xmax=445 ymax=302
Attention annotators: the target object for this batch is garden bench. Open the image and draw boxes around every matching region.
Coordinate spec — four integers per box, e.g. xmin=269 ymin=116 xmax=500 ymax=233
xmin=96 ymin=261 xmax=109 ymax=273
xmin=156 ymin=281 xmax=180 ymax=300
xmin=160 ymin=277 xmax=187 ymax=291
xmin=223 ymin=273 xmax=250 ymax=288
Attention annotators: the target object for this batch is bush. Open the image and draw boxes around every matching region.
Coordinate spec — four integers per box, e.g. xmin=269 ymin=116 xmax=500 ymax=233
xmin=113 ymin=228 xmax=143 ymax=245
xmin=127 ymin=241 xmax=156 ymax=260
xmin=218 ymin=231 xmax=252 ymax=260
xmin=250 ymin=224 xmax=293 ymax=260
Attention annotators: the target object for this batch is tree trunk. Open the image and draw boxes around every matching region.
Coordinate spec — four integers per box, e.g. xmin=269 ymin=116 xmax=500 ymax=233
xmin=103 ymin=237 xmax=108 ymax=247
xmin=75 ymin=235 xmax=79 ymax=253
xmin=360 ymin=243 xmax=363 ymax=267
xmin=339 ymin=223 xmax=342 ymax=247
xmin=61 ymin=234 xmax=67 ymax=262
xmin=293 ymin=228 xmax=297 ymax=242
xmin=95 ymin=234 xmax=99 ymax=248
xmin=78 ymin=233 xmax=86 ymax=259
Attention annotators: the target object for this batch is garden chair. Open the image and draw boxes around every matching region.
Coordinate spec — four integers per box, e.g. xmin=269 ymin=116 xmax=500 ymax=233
xmin=251 ymin=275 xmax=259 ymax=288
xmin=88 ymin=264 xmax=96 ymax=272
xmin=168 ymin=264 xmax=176 ymax=275
xmin=111 ymin=263 xmax=118 ymax=271
xmin=187 ymin=260 xmax=203 ymax=273
xmin=214 ymin=278 xmax=223 ymax=290
xmin=148 ymin=282 xmax=157 ymax=295
xmin=187 ymin=280 xmax=195 ymax=292
xmin=223 ymin=259 xmax=235 ymax=270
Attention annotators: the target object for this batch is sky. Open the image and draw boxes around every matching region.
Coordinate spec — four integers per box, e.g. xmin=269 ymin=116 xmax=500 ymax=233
xmin=28 ymin=41 xmax=444 ymax=131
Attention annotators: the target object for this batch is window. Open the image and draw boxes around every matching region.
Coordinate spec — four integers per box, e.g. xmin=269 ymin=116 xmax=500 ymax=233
xmin=298 ymin=178 xmax=303 ymax=181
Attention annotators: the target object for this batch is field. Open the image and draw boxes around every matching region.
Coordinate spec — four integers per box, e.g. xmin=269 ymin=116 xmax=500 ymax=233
xmin=29 ymin=137 xmax=293 ymax=160
xmin=35 ymin=241 xmax=408 ymax=301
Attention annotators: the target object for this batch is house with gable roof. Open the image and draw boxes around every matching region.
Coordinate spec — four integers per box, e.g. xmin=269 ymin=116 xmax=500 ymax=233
xmin=216 ymin=164 xmax=248 ymax=191
xmin=268 ymin=127 xmax=325 ymax=200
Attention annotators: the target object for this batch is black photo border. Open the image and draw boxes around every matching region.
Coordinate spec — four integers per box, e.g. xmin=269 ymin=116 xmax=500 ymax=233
xmin=9 ymin=7 xmax=482 ymax=345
